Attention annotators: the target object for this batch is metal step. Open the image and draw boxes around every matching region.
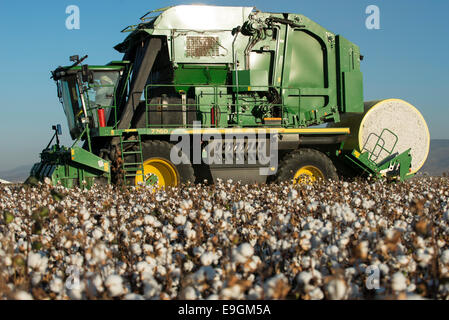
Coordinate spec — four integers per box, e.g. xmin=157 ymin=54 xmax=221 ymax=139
xmin=123 ymin=162 xmax=143 ymax=166
xmin=120 ymin=134 xmax=145 ymax=185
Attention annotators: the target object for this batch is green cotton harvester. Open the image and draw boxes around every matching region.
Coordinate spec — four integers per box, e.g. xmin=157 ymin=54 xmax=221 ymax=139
xmin=29 ymin=5 xmax=430 ymax=189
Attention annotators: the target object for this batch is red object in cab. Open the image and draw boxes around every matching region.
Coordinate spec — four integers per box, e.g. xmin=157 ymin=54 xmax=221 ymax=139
xmin=97 ymin=108 xmax=106 ymax=127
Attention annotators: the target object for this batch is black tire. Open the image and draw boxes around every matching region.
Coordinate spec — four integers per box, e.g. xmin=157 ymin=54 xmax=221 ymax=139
xmin=275 ymin=148 xmax=338 ymax=183
xmin=137 ymin=140 xmax=195 ymax=186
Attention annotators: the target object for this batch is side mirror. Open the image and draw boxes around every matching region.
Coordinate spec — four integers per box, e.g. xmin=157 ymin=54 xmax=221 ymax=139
xmin=82 ymin=64 xmax=89 ymax=82
xmin=52 ymin=124 xmax=62 ymax=135
xmin=81 ymin=65 xmax=94 ymax=83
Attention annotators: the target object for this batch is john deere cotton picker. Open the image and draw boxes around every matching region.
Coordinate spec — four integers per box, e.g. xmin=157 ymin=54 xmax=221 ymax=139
xmin=29 ymin=5 xmax=430 ymax=189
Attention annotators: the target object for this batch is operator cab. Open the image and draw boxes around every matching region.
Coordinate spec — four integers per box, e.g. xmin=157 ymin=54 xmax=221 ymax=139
xmin=52 ymin=58 xmax=125 ymax=140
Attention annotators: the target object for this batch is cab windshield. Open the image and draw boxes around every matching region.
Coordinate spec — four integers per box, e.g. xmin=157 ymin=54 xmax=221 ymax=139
xmin=87 ymin=71 xmax=120 ymax=108
xmin=60 ymin=75 xmax=82 ymax=139
xmin=86 ymin=71 xmax=120 ymax=127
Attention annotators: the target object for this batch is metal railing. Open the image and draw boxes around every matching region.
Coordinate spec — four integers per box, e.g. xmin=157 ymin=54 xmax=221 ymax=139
xmin=362 ymin=128 xmax=399 ymax=163
xmin=143 ymin=83 xmax=293 ymax=128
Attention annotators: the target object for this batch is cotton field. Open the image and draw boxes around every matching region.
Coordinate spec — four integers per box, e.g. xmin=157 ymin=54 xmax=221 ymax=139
xmin=0 ymin=177 xmax=448 ymax=300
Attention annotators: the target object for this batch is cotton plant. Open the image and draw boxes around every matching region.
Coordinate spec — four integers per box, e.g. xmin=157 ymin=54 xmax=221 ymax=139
xmin=0 ymin=176 xmax=448 ymax=300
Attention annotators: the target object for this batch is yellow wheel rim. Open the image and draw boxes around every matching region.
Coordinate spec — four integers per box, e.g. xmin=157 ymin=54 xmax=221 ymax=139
xmin=293 ymin=165 xmax=324 ymax=184
xmin=135 ymin=158 xmax=179 ymax=188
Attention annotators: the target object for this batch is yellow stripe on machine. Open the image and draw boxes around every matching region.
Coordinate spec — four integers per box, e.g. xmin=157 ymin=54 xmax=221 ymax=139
xmin=183 ymin=128 xmax=350 ymax=135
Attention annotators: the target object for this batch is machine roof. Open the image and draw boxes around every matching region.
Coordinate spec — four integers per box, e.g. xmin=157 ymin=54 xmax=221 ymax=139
xmin=115 ymin=5 xmax=255 ymax=53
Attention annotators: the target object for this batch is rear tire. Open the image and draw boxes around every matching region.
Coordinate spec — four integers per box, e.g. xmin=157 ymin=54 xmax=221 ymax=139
xmin=136 ymin=140 xmax=195 ymax=187
xmin=275 ymin=148 xmax=338 ymax=184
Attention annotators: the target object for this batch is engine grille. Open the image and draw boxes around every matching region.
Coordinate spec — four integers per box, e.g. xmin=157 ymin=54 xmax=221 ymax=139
xmin=186 ymin=36 xmax=220 ymax=57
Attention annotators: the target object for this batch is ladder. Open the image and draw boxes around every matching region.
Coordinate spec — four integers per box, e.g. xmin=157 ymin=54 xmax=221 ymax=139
xmin=119 ymin=133 xmax=145 ymax=185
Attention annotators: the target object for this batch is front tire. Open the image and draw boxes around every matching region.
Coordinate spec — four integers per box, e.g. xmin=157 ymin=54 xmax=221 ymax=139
xmin=135 ymin=140 xmax=195 ymax=187
xmin=275 ymin=148 xmax=338 ymax=184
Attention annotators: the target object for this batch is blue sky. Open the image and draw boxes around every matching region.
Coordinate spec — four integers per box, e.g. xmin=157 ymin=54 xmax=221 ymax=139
xmin=0 ymin=0 xmax=448 ymax=171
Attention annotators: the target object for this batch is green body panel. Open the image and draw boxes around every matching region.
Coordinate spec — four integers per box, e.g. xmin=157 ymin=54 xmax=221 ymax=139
xmin=29 ymin=145 xmax=110 ymax=189
xmin=345 ymin=149 xmax=413 ymax=182
xmin=342 ymin=71 xmax=364 ymax=113
xmin=194 ymin=86 xmax=229 ymax=127
xmin=282 ymin=28 xmax=329 ymax=121
xmin=232 ymin=70 xmax=269 ymax=91
xmin=70 ymin=146 xmax=110 ymax=174
xmin=336 ymin=36 xmax=364 ymax=113
xmin=173 ymin=64 xmax=228 ymax=92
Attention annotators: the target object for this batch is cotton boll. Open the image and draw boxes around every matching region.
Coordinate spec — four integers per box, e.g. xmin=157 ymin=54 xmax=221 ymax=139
xmin=183 ymin=286 xmax=198 ymax=300
xmin=307 ymin=201 xmax=319 ymax=212
xmin=143 ymin=276 xmax=162 ymax=299
xmin=232 ymin=243 xmax=254 ymax=264
xmin=131 ymin=243 xmax=142 ymax=256
xmin=325 ymin=278 xmax=347 ymax=300
xmin=213 ymin=208 xmax=223 ymax=220
xmin=80 ymin=207 xmax=90 ymax=220
xmin=288 ymin=189 xmax=298 ymax=201
xmin=378 ymin=263 xmax=390 ymax=276
xmin=27 ymin=252 xmax=48 ymax=273
xmin=174 ymin=215 xmax=187 ymax=226
xmin=297 ymin=271 xmax=313 ymax=292
xmin=14 ymin=291 xmax=33 ymax=300
xmin=391 ymin=272 xmax=407 ymax=292
xmin=184 ymin=260 xmax=194 ymax=272
xmin=416 ymin=248 xmax=434 ymax=267
xmin=124 ymin=293 xmax=145 ymax=300
xmin=136 ymin=261 xmax=154 ymax=275
xmin=184 ymin=228 xmax=196 ymax=240
xmin=4 ymin=256 xmax=12 ymax=267
xmin=309 ymin=287 xmax=324 ymax=300
xmin=238 ymin=243 xmax=254 ymax=257
xmin=30 ymin=272 xmax=42 ymax=286
xmin=92 ymin=228 xmax=103 ymax=240
xmin=105 ymin=275 xmax=125 ymax=297
xmin=247 ymin=285 xmax=263 ymax=299
xmin=180 ymin=199 xmax=193 ymax=210
xmin=200 ymin=252 xmax=215 ymax=266
xmin=221 ymin=284 xmax=242 ymax=300
xmin=156 ymin=265 xmax=167 ymax=277
xmin=92 ymin=243 xmax=108 ymax=264
xmin=67 ymin=282 xmax=86 ymax=300
xmin=263 ymin=274 xmax=289 ymax=299
xmin=441 ymin=249 xmax=449 ymax=265
xmin=301 ymin=256 xmax=311 ymax=269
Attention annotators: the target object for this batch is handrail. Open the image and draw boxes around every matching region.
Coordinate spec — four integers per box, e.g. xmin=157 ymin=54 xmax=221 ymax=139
xmin=143 ymin=83 xmax=293 ymax=129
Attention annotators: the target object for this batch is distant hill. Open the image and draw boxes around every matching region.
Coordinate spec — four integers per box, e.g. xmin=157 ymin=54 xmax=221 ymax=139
xmin=0 ymin=140 xmax=447 ymax=182
xmin=420 ymin=139 xmax=449 ymax=176
xmin=0 ymin=164 xmax=32 ymax=183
